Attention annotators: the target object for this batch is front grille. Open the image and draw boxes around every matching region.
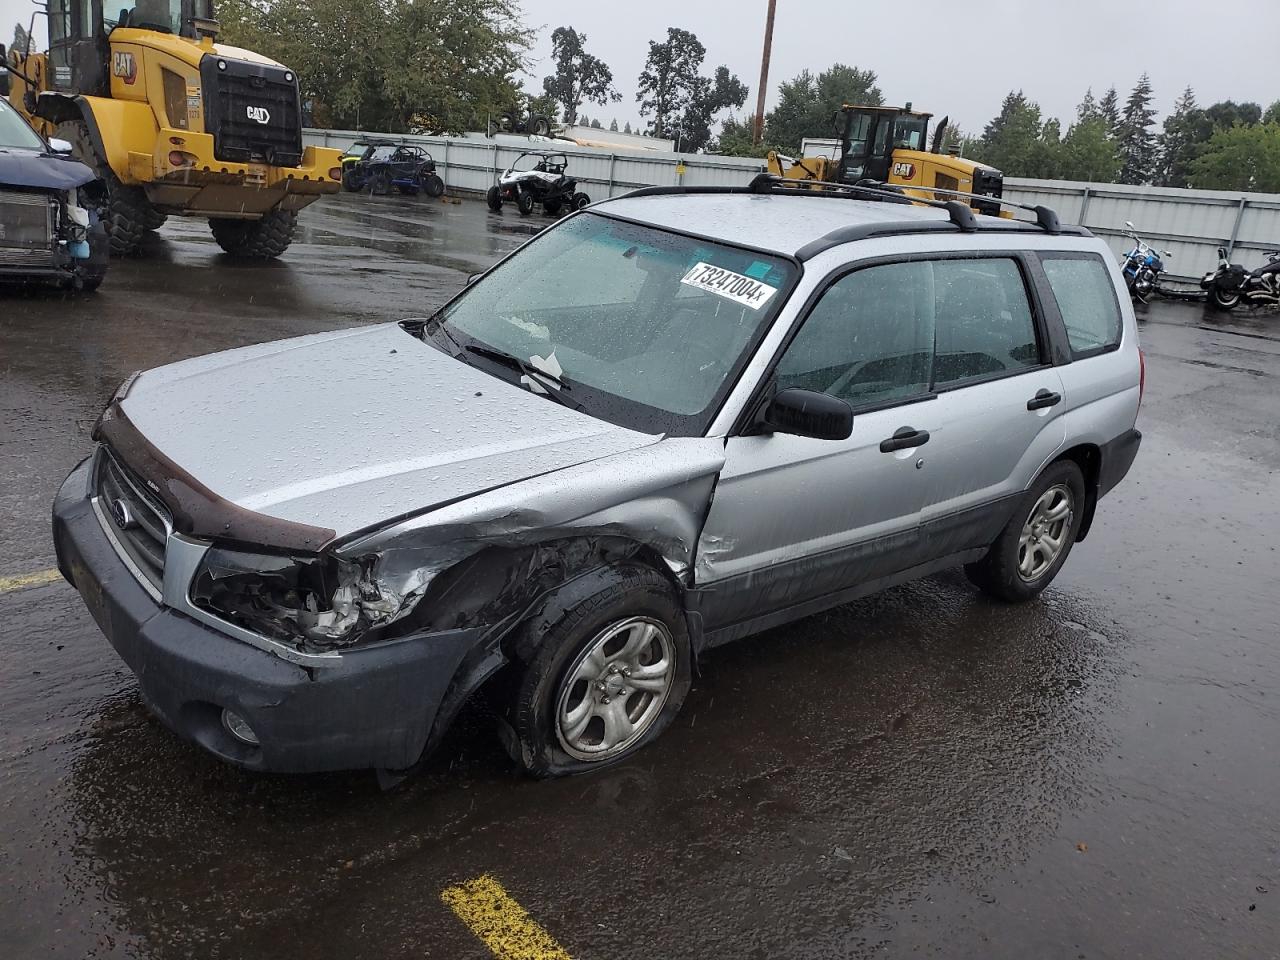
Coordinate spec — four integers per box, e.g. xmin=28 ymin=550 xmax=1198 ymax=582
xmin=95 ymin=448 xmax=171 ymax=594
xmin=0 ymin=190 xmax=54 ymax=257
xmin=200 ymin=55 xmax=303 ymax=167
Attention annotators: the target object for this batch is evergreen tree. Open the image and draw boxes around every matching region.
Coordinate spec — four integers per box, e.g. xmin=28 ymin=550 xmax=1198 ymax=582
xmin=623 ymin=120 xmax=632 ymax=134
xmin=1116 ymin=74 xmax=1158 ymax=184
xmin=1061 ymin=117 xmax=1121 ymax=183
xmin=1158 ymin=86 xmax=1200 ymax=187
xmin=609 ymin=118 xmax=618 ymax=131
xmin=973 ymin=91 xmax=1045 ymax=175
xmin=1099 ymin=86 xmax=1121 ymax=136
xmin=1076 ymin=88 xmax=1100 ymax=123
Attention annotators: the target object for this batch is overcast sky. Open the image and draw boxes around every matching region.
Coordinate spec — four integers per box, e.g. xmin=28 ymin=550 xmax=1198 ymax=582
xmin=5 ymin=0 xmax=1277 ymax=136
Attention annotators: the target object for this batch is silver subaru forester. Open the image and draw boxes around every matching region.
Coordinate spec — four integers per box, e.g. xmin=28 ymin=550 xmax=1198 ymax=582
xmin=52 ymin=179 xmax=1142 ymax=777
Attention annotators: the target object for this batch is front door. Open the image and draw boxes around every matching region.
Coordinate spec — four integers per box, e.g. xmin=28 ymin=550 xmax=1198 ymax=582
xmin=696 ymin=259 xmax=941 ymax=632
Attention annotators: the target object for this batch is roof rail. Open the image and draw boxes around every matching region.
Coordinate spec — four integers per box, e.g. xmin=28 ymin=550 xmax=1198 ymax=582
xmin=745 ymin=174 xmax=981 ymax=232
xmin=856 ymin=180 xmax=1062 ymax=234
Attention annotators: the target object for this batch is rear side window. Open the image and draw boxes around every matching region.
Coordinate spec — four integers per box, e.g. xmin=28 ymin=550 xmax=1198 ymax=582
xmin=1040 ymin=255 xmax=1123 ymax=357
xmin=932 ymin=258 xmax=1040 ymax=388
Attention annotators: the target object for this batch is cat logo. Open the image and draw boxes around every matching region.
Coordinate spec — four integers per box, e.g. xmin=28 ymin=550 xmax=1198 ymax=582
xmin=891 ymin=161 xmax=916 ymax=179
xmin=245 ymin=105 xmax=271 ymax=124
xmin=111 ymin=51 xmax=137 ymax=84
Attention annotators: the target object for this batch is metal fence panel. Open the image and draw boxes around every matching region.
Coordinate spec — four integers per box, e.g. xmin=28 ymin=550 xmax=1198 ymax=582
xmin=307 ymin=129 xmax=1280 ymax=282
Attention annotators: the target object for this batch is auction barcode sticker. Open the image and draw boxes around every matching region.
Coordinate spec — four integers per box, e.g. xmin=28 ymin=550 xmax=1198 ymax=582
xmin=680 ymin=262 xmax=779 ymax=310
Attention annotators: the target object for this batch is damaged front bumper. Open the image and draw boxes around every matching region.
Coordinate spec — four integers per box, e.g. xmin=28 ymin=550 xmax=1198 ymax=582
xmin=52 ymin=457 xmax=482 ymax=773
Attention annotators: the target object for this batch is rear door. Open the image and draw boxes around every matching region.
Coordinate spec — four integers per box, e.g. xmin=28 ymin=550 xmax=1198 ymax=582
xmin=915 ymin=256 xmax=1066 ymax=551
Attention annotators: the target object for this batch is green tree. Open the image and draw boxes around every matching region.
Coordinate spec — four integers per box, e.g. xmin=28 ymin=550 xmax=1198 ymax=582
xmin=609 ymin=118 xmax=618 ymax=131
xmin=675 ymin=64 xmax=748 ymax=152
xmin=636 ymin=27 xmax=707 ymax=139
xmin=8 ymin=22 xmax=30 ymax=63
xmin=1190 ymin=122 xmax=1280 ymax=192
xmin=1076 ymin=87 xmax=1100 ymax=123
xmin=971 ymin=91 xmax=1045 ymax=175
xmin=1266 ymin=101 xmax=1280 ymax=126
xmin=763 ymin=63 xmax=882 ymax=152
xmin=1203 ymin=100 xmax=1262 ymax=129
xmin=1099 ymin=86 xmax=1121 ymax=136
xmin=623 ymin=120 xmax=633 ymax=134
xmin=709 ymin=114 xmax=771 ymax=157
xmin=1061 ymin=116 xmax=1121 ymax=183
xmin=1027 ymin=117 xmax=1065 ymax=180
xmin=541 ymin=26 xmax=619 ymax=127
xmin=1158 ymin=86 xmax=1200 ymax=187
xmin=1117 ymin=73 xmax=1157 ymax=184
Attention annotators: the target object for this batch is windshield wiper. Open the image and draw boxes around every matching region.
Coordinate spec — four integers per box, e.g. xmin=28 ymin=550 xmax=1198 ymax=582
xmin=463 ymin=344 xmax=588 ymax=411
xmin=464 ymin=344 xmax=570 ymax=390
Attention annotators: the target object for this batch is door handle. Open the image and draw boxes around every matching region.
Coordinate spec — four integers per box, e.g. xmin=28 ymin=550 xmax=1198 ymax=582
xmin=1027 ymin=389 xmax=1062 ymax=411
xmin=880 ymin=426 xmax=930 ymax=453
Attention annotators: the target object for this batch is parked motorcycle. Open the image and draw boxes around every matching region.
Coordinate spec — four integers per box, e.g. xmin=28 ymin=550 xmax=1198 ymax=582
xmin=1200 ymin=246 xmax=1280 ymax=310
xmin=1120 ymin=221 xmax=1171 ymax=302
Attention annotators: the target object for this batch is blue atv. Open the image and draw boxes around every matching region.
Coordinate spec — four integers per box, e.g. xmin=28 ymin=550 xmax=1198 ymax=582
xmin=344 ymin=143 xmax=444 ymax=198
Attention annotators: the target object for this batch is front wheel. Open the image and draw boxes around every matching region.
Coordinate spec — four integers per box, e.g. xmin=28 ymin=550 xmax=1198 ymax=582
xmin=209 ymin=210 xmax=298 ymax=259
xmin=572 ymin=192 xmax=591 ymax=210
xmin=505 ymin=566 xmax=692 ymax=778
xmin=54 ymin=120 xmax=153 ymax=256
xmin=342 ymin=169 xmax=365 ymax=192
xmin=423 ymin=173 xmax=445 ymax=198
xmin=516 ymin=190 xmax=535 ymax=216
xmin=965 ymin=460 xmax=1087 ymax=602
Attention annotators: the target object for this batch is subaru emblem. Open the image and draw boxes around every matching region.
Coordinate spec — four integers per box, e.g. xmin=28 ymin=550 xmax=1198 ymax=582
xmin=111 ymin=499 xmax=137 ymax=530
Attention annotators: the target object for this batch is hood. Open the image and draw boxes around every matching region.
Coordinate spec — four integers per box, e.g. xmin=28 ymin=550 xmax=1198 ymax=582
xmin=0 ymin=147 xmax=97 ymax=191
xmin=117 ymin=324 xmax=659 ymax=539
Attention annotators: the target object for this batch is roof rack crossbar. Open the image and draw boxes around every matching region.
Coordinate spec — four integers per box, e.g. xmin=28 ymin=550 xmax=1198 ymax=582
xmin=858 ymin=180 xmax=1062 ymax=234
xmin=746 ymin=174 xmax=980 ymax=232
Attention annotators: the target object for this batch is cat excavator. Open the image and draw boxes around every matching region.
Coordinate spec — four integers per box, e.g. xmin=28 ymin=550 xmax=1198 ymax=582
xmin=1 ymin=0 xmax=342 ymax=257
xmin=767 ymin=104 xmax=1005 ymax=215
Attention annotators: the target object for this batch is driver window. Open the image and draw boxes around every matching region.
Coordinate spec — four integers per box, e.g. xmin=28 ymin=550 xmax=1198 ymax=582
xmin=49 ymin=0 xmax=73 ymax=42
xmin=776 ymin=261 xmax=935 ymax=409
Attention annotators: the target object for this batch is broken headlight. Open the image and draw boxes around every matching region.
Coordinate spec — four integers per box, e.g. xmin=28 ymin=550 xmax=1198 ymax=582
xmin=190 ymin=547 xmax=431 ymax=652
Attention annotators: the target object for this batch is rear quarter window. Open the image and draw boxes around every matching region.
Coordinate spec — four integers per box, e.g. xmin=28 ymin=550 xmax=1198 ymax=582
xmin=1040 ymin=255 xmax=1123 ymax=358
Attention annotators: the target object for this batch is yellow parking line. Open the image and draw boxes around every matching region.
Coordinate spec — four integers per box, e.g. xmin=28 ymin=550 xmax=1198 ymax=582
xmin=0 ymin=569 xmax=63 ymax=594
xmin=441 ymin=875 xmax=572 ymax=960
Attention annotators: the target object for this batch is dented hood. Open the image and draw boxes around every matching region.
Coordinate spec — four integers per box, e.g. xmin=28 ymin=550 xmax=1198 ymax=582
xmin=118 ymin=324 xmax=658 ymax=539
xmin=0 ymin=146 xmax=98 ymax=191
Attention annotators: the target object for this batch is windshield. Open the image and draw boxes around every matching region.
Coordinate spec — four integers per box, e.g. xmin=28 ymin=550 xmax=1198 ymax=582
xmin=0 ymin=99 xmax=45 ymax=152
xmin=433 ymin=213 xmax=796 ymax=435
xmin=369 ymin=145 xmax=397 ymax=161
xmin=105 ymin=0 xmax=214 ymax=34
xmin=893 ymin=117 xmax=928 ymax=151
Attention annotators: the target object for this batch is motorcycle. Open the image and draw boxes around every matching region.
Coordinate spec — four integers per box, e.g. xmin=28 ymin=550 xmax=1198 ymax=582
xmin=1120 ymin=221 xmax=1171 ymax=302
xmin=1200 ymin=246 xmax=1280 ymax=311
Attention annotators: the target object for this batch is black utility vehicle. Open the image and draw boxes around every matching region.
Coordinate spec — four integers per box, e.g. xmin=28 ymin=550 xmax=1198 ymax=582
xmin=343 ymin=142 xmax=444 ymax=197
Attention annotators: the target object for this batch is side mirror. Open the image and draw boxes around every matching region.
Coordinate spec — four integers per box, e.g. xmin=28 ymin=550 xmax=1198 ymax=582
xmin=761 ymin=387 xmax=853 ymax=441
xmin=47 ymin=137 xmax=74 ymax=155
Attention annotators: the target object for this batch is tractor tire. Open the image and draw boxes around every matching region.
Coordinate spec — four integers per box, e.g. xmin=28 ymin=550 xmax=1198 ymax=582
xmin=209 ymin=210 xmax=298 ymax=259
xmin=516 ymin=190 xmax=535 ymax=216
xmin=530 ymin=116 xmax=552 ymax=138
xmin=486 ymin=186 xmax=503 ymax=211
xmin=55 ymin=120 xmax=152 ymax=256
xmin=423 ymin=173 xmax=445 ymax=198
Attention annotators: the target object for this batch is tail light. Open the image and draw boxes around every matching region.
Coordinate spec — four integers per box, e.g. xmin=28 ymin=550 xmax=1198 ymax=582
xmin=1138 ymin=348 xmax=1146 ymax=408
xmin=168 ymin=150 xmax=197 ymax=167
xmin=328 ymin=167 xmax=342 ymax=181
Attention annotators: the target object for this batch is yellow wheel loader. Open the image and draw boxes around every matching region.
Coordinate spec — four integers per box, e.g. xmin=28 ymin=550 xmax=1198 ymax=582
xmin=1 ymin=0 xmax=342 ymax=257
xmin=767 ymin=104 xmax=1005 ymax=216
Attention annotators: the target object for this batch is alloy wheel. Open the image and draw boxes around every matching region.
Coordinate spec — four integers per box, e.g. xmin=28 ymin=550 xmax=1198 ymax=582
xmin=1018 ymin=484 xmax=1074 ymax=582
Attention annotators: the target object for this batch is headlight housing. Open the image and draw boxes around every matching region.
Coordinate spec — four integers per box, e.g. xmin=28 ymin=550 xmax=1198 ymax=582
xmin=189 ymin=544 xmax=470 ymax=652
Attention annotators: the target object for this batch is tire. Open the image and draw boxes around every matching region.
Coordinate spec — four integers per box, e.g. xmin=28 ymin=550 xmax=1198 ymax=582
xmin=486 ymin=185 xmax=503 ymax=211
xmin=572 ymin=192 xmax=591 ymax=210
xmin=209 ymin=210 xmax=298 ymax=259
xmin=1211 ymin=287 xmax=1241 ymax=311
xmin=964 ymin=460 xmax=1087 ymax=603
xmin=55 ymin=120 xmax=152 ymax=256
xmin=370 ymin=170 xmax=392 ymax=196
xmin=423 ymin=173 xmax=445 ymax=198
xmin=516 ymin=190 xmax=535 ymax=216
xmin=505 ymin=565 xmax=692 ymax=778
xmin=530 ymin=116 xmax=552 ymax=137
xmin=542 ymin=199 xmax=562 ymax=216
xmin=342 ymin=169 xmax=365 ymax=192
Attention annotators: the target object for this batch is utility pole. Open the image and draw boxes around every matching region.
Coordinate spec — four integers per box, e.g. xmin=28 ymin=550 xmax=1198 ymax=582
xmin=753 ymin=0 xmax=777 ymax=144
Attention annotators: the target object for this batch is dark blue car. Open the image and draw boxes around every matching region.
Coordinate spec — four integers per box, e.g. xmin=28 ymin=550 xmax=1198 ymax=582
xmin=0 ymin=96 xmax=108 ymax=291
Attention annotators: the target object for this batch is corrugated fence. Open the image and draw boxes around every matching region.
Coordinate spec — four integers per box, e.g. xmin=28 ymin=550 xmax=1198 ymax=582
xmin=306 ymin=128 xmax=1280 ymax=283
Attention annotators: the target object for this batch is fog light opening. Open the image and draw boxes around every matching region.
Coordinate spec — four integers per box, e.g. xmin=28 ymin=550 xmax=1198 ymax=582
xmin=221 ymin=709 xmax=260 ymax=746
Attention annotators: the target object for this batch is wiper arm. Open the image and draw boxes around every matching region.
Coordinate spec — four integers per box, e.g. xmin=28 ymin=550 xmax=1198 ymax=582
xmin=464 ymin=344 xmax=570 ymax=390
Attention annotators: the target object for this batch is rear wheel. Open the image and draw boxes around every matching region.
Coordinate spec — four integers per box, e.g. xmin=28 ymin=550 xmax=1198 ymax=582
xmin=965 ymin=460 xmax=1087 ymax=602
xmin=572 ymin=192 xmax=591 ymax=210
xmin=423 ymin=173 xmax=445 ymax=198
xmin=342 ymin=168 xmax=364 ymax=192
xmin=209 ymin=210 xmax=298 ymax=259
xmin=542 ymin=199 xmax=562 ymax=216
xmin=1211 ymin=286 xmax=1241 ymax=310
xmin=54 ymin=120 xmax=155 ymax=256
xmin=516 ymin=190 xmax=535 ymax=216
xmin=486 ymin=185 xmax=503 ymax=211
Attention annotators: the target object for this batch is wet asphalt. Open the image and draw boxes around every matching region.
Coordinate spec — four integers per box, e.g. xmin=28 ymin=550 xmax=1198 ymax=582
xmin=1 ymin=192 xmax=1279 ymax=959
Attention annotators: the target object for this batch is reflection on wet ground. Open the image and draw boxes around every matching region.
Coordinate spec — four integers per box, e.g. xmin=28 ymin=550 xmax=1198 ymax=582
xmin=1 ymin=195 xmax=1278 ymax=957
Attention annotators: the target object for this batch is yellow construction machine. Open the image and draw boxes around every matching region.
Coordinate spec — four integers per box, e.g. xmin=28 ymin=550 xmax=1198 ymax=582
xmin=1 ymin=0 xmax=342 ymax=257
xmin=767 ymin=104 xmax=1005 ymax=215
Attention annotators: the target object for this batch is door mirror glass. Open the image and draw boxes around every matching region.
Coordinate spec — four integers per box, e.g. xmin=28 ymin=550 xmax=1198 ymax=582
xmin=763 ymin=388 xmax=853 ymax=441
xmin=47 ymin=137 xmax=73 ymax=154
